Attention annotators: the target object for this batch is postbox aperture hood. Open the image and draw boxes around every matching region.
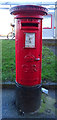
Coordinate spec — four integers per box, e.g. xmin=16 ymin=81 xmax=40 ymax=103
xmin=10 ymin=5 xmax=48 ymax=19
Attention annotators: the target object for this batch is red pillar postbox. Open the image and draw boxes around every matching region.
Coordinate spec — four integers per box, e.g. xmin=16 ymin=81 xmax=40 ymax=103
xmin=10 ymin=5 xmax=48 ymax=113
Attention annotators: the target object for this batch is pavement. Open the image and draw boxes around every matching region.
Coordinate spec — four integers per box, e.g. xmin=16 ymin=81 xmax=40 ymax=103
xmin=0 ymin=36 xmax=15 ymax=40
xmin=0 ymin=36 xmax=7 ymax=39
xmin=1 ymin=86 xmax=57 ymax=120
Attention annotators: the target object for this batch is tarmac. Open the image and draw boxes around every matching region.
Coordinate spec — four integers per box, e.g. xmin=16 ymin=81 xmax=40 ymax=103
xmin=0 ymin=84 xmax=57 ymax=120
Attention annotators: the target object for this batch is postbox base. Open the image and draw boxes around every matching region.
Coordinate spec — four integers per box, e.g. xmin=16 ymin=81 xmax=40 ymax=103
xmin=15 ymin=82 xmax=41 ymax=113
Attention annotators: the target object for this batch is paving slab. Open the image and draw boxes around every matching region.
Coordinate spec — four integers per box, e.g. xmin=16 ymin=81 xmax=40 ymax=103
xmin=1 ymin=88 xmax=57 ymax=120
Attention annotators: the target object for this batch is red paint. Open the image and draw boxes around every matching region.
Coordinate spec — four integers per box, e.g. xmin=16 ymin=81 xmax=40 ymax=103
xmin=10 ymin=5 xmax=48 ymax=86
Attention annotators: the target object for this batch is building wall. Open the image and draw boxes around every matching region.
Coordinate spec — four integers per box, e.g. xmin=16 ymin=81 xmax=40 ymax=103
xmin=55 ymin=2 xmax=57 ymax=39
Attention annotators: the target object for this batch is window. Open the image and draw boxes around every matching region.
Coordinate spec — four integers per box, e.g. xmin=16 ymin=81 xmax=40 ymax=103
xmin=42 ymin=14 xmax=52 ymax=29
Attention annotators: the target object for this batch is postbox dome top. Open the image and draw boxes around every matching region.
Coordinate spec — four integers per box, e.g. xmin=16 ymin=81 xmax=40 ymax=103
xmin=10 ymin=5 xmax=48 ymax=19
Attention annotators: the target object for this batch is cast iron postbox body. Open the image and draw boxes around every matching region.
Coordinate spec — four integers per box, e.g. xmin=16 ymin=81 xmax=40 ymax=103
xmin=15 ymin=19 xmax=42 ymax=86
xmin=10 ymin=5 xmax=48 ymax=113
